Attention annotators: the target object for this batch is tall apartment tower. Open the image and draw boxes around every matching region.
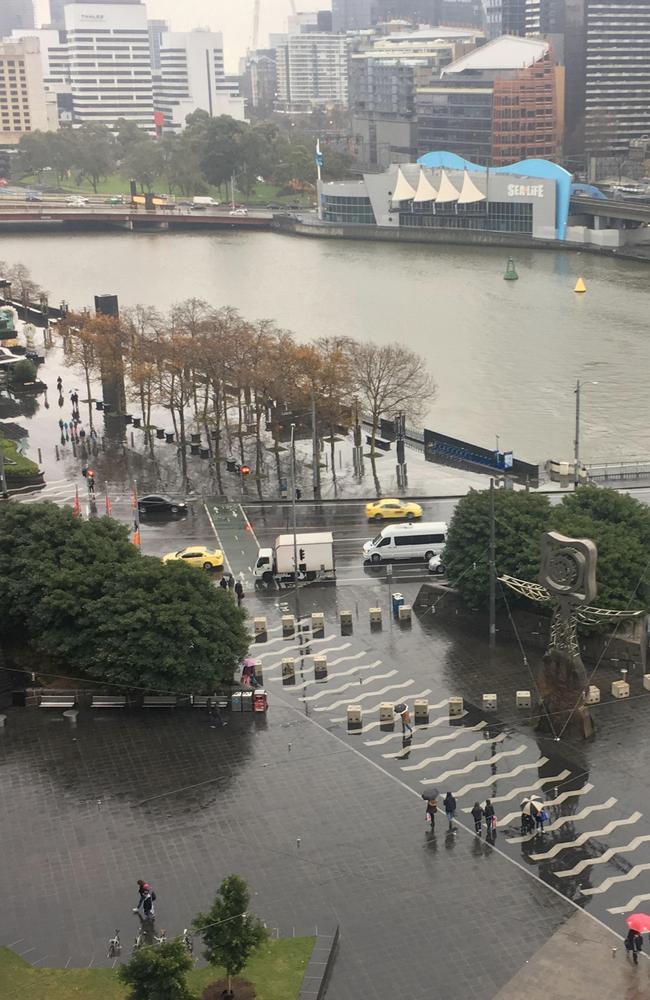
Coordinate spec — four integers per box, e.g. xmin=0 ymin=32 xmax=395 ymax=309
xmin=0 ymin=37 xmax=51 ymax=141
xmin=331 ymin=0 xmax=374 ymax=31
xmin=0 ymin=0 xmax=35 ymax=38
xmin=64 ymin=2 xmax=154 ymax=131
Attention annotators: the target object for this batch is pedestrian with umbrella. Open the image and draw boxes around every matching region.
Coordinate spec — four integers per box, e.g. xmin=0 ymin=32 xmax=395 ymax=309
xmin=520 ymin=796 xmax=542 ymax=836
xmin=394 ymin=701 xmax=412 ymax=737
xmin=421 ymin=786 xmax=439 ymax=833
xmin=625 ymin=914 xmax=650 ymax=964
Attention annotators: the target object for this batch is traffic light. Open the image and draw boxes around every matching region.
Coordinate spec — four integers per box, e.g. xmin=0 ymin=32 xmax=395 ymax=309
xmin=295 ymin=487 xmax=302 ymax=500
xmin=299 ymin=548 xmax=305 ymax=561
xmin=240 ymin=465 xmax=251 ymax=475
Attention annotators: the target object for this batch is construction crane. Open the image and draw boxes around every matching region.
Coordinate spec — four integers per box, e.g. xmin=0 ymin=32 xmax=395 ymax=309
xmin=251 ymin=0 xmax=297 ymax=52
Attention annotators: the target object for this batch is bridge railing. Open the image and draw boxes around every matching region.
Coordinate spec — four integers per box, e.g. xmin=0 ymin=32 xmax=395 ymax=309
xmin=586 ymin=462 xmax=650 ymax=482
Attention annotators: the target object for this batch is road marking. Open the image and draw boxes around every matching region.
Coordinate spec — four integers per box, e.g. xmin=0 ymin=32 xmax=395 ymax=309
xmin=267 ymin=660 xmax=382 ymax=684
xmin=330 ymin=689 xmax=432 ymax=722
xmin=582 ymin=861 xmax=650 ymax=897
xmin=238 ymin=503 xmax=262 ymax=549
xmin=530 ymin=813 xmax=643 ymax=862
xmin=497 ymin=781 xmax=592 ymax=825
xmin=420 ymin=745 xmax=527 ymax=785
xmin=318 ymin=679 xmax=415 ymax=712
xmin=366 ymin=707 xmax=466 ymax=744
xmin=454 ymin=758 xmax=550 ymax=799
xmin=382 ymin=721 xmax=486 ymax=757
xmin=248 ymin=632 xmax=335 ymax=649
xmin=506 ymin=799 xmax=618 ymax=843
xmin=300 ymin=670 xmax=396 ymax=703
xmin=260 ymin=643 xmax=352 ymax=670
xmin=252 ymin=638 xmax=344 ymax=661
xmin=401 ymin=733 xmax=507 ymax=771
xmin=558 ymin=835 xmax=650 ymax=881
xmin=609 ymin=890 xmax=650 ymax=915
xmin=204 ymin=503 xmax=232 ymax=575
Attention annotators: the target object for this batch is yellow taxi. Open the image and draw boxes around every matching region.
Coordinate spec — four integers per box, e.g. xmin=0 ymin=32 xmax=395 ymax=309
xmin=365 ymin=498 xmax=423 ymax=521
xmin=162 ymin=546 xmax=224 ymax=570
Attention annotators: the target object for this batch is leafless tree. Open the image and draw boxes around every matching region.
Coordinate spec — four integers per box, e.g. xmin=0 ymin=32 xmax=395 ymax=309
xmin=351 ymin=342 xmax=436 ymax=493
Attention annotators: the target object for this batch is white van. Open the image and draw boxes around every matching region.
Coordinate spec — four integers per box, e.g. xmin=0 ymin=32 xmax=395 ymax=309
xmin=363 ymin=521 xmax=447 ymax=564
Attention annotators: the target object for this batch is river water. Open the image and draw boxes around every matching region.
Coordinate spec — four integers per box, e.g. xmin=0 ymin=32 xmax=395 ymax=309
xmin=1 ymin=229 xmax=649 ymax=464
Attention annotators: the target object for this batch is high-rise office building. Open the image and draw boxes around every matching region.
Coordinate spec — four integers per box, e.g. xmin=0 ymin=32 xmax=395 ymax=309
xmin=583 ymin=0 xmax=650 ymax=155
xmin=49 ymin=0 xmax=137 ymax=29
xmin=332 ymin=0 xmax=374 ymax=31
xmin=155 ymin=30 xmax=245 ymax=131
xmin=0 ymin=37 xmax=52 ymax=142
xmin=275 ymin=33 xmax=349 ymax=110
xmin=481 ymin=0 xmax=526 ymax=37
xmin=64 ymin=2 xmax=154 ymax=130
xmin=148 ymin=19 xmax=168 ymax=72
xmin=0 ymin=0 xmax=35 ymax=39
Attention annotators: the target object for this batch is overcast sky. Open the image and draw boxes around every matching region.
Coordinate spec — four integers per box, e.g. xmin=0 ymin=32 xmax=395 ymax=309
xmin=34 ymin=1 xmax=331 ymax=71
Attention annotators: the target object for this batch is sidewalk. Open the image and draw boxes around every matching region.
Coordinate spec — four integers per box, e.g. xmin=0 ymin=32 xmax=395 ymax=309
xmin=494 ymin=910 xmax=648 ymax=999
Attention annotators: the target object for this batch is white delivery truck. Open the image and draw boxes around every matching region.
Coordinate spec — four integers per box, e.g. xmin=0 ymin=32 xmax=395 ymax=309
xmin=192 ymin=196 xmax=220 ymax=208
xmin=254 ymin=532 xmax=335 ymax=583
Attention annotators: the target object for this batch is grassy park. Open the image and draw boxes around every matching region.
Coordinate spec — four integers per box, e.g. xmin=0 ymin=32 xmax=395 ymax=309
xmin=0 ymin=937 xmax=315 ymax=1000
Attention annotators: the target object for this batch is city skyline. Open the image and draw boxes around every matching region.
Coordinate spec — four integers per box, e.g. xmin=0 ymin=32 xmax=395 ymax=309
xmin=32 ymin=0 xmax=330 ymax=71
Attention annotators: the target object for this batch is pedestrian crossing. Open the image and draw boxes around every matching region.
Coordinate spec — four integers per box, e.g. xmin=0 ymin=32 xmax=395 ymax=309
xmin=249 ymin=613 xmax=650 ymax=928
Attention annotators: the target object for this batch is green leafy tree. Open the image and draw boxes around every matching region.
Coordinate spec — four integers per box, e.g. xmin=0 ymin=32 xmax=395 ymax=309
xmin=123 ymin=138 xmax=164 ymax=192
xmin=443 ymin=489 xmax=552 ymax=610
xmin=194 ymin=875 xmax=268 ymax=997
xmin=443 ymin=485 xmax=650 ymax=613
xmin=118 ymin=937 xmax=195 ymax=1000
xmin=8 ymin=357 xmax=36 ymax=385
xmin=0 ymin=504 xmax=249 ymax=691
xmin=73 ymin=123 xmax=116 ymax=192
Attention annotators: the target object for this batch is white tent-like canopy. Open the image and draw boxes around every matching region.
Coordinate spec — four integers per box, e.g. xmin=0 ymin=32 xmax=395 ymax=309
xmin=457 ymin=170 xmax=486 ymax=204
xmin=435 ymin=169 xmax=460 ymax=203
xmin=391 ymin=166 xmax=417 ymax=203
xmin=412 ymin=168 xmax=438 ymax=203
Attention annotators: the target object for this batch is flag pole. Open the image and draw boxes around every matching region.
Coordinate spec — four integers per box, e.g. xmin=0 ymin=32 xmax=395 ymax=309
xmin=316 ymin=139 xmax=323 ymax=221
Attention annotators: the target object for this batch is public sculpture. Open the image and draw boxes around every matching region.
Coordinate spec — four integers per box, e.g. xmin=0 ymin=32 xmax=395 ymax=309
xmin=500 ymin=531 xmax=643 ymax=738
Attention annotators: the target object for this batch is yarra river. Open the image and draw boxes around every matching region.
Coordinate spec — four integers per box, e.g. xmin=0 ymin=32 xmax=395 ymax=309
xmin=2 ymin=228 xmax=649 ymax=465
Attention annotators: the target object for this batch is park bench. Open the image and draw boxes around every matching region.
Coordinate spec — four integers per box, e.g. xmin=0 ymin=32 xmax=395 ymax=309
xmin=91 ymin=695 xmax=127 ymax=709
xmin=39 ymin=694 xmax=76 ymax=709
xmin=142 ymin=695 xmax=177 ymax=708
xmin=191 ymin=695 xmax=230 ymax=709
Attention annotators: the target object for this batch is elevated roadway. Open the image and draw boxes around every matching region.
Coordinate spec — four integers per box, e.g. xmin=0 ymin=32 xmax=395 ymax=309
xmin=0 ymin=204 xmax=273 ymax=232
xmin=570 ymin=195 xmax=650 ymax=226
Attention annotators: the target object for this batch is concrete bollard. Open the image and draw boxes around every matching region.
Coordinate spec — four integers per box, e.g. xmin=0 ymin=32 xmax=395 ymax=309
xmin=0 ymin=714 xmax=6 ymax=728
xmin=413 ymin=698 xmax=429 ymax=723
xmin=585 ymin=685 xmax=600 ymax=705
xmin=379 ymin=702 xmax=394 ymax=723
xmin=347 ymin=704 xmax=362 ymax=726
xmin=482 ymin=693 xmax=498 ymax=712
xmin=63 ymin=709 xmax=79 ymax=724
xmin=369 ymin=607 xmax=382 ymax=626
xmin=398 ymin=604 xmax=412 ymax=622
xmin=314 ymin=655 xmax=328 ymax=680
xmin=643 ymin=674 xmax=650 ymax=692
xmin=282 ymin=658 xmax=295 ymax=684
xmin=340 ymin=610 xmax=353 ymax=629
xmin=282 ymin=614 xmax=296 ymax=636
xmin=516 ymin=690 xmax=531 ymax=709
xmin=311 ymin=612 xmax=325 ymax=634
xmin=254 ymin=616 xmax=267 ymax=636
xmin=449 ymin=697 xmax=463 ymax=717
xmin=611 ymin=679 xmax=630 ymax=699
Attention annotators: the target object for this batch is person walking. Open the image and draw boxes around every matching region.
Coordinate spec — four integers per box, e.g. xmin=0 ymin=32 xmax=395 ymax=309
xmin=219 ymin=575 xmax=229 ymax=590
xmin=625 ymin=928 xmax=643 ymax=965
xmin=535 ymin=806 xmax=549 ymax=834
xmin=133 ymin=880 xmax=156 ymax=924
xmin=234 ymin=580 xmax=245 ymax=606
xmin=471 ymin=802 xmax=484 ymax=836
xmin=399 ymin=705 xmax=412 ymax=737
xmin=56 ymin=376 xmax=63 ymax=393
xmin=426 ymin=795 xmax=437 ymax=833
xmin=484 ymin=799 xmax=495 ymax=840
xmin=227 ymin=574 xmax=235 ymax=591
xmin=443 ymin=792 xmax=457 ymax=831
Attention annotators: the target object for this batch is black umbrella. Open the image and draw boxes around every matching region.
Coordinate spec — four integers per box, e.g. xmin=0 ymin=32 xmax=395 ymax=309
xmin=421 ymin=786 xmax=439 ymax=801
xmin=394 ymin=702 xmax=408 ymax=714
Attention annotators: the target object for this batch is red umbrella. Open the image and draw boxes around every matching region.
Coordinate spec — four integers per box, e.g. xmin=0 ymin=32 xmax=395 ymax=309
xmin=626 ymin=913 xmax=650 ymax=934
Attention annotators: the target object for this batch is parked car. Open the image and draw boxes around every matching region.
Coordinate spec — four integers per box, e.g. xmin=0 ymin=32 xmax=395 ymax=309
xmin=25 ymin=192 xmax=42 ymax=202
xmin=138 ymin=494 xmax=188 ymax=515
xmin=67 ymin=195 xmax=89 ymax=206
xmin=162 ymin=546 xmax=224 ymax=570
xmin=229 ymin=207 xmax=248 ymax=216
xmin=365 ymin=498 xmax=423 ymax=521
xmin=106 ymin=195 xmax=124 ymax=205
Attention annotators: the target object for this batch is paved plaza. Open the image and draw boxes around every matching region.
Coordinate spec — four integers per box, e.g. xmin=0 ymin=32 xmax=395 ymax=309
xmin=3 ymin=576 xmax=650 ymax=997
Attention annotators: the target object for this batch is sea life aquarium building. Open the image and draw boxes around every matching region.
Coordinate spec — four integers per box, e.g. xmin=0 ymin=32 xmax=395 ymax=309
xmin=318 ymin=151 xmax=571 ymax=241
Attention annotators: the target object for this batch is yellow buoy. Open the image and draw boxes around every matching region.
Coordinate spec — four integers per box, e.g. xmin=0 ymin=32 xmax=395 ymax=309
xmin=574 ymin=277 xmax=586 ymax=293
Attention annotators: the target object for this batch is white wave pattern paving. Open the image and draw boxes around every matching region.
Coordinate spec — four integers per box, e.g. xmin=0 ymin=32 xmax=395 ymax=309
xmin=497 ymin=782 xmax=592 ymax=826
xmin=317 ymin=680 xmax=416 ymax=712
xmin=300 ymin=670 xmax=396 ymax=702
xmin=505 ymin=798 xmax=618 ymax=844
xmin=401 ymin=733 xmax=507 ymax=772
xmin=382 ymin=721 xmax=487 ymax=758
xmin=529 ymin=813 xmax=642 ymax=862
xmin=419 ymin=744 xmax=527 ymax=786
xmin=330 ymin=690 xmax=433 ymax=724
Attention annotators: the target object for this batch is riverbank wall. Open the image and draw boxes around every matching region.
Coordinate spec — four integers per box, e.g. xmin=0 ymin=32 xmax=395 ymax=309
xmin=272 ymin=215 xmax=650 ymax=263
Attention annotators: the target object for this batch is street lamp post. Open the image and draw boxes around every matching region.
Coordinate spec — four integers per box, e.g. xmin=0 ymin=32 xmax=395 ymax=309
xmin=574 ymin=379 xmax=598 ymax=487
xmin=290 ymin=422 xmax=299 ymax=594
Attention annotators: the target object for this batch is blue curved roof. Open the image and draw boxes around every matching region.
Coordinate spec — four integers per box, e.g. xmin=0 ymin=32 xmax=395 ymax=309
xmin=416 ymin=150 xmax=572 ymax=239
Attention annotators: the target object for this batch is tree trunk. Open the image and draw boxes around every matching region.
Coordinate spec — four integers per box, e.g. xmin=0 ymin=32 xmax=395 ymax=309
xmin=370 ymin=413 xmax=381 ymax=495
xmin=329 ymin=422 xmax=337 ymax=484
xmin=255 ymin=406 xmax=264 ymax=499
xmin=83 ymin=362 xmax=94 ymax=433
xmin=178 ymin=388 xmax=188 ymax=491
xmin=237 ymin=390 xmax=245 ymax=464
